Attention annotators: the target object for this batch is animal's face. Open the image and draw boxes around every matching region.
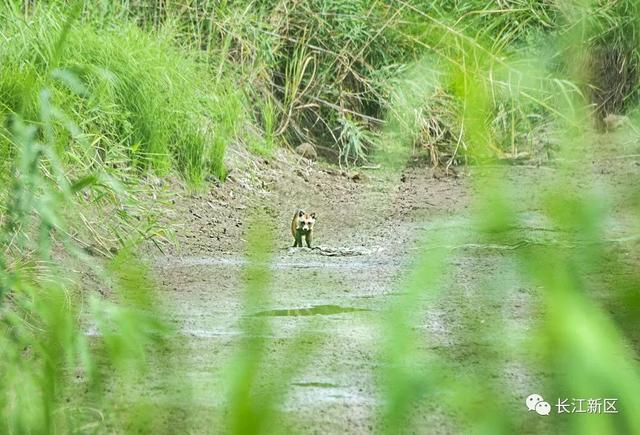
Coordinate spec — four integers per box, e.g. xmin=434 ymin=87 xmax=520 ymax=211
xmin=297 ymin=211 xmax=316 ymax=232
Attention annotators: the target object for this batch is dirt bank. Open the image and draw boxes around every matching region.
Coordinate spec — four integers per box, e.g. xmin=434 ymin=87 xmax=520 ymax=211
xmin=146 ymin=134 xmax=639 ymax=433
xmin=159 ymin=147 xmax=468 ymax=258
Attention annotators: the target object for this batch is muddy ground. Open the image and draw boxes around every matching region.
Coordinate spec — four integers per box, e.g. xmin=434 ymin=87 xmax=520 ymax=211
xmin=144 ymin=134 xmax=639 ymax=433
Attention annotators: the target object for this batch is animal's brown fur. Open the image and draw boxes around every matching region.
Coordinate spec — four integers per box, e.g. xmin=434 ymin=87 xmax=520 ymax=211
xmin=291 ymin=210 xmax=316 ymax=248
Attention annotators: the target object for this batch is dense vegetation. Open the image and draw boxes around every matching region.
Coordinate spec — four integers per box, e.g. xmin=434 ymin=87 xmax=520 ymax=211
xmin=1 ymin=0 xmax=639 ymax=433
xmin=3 ymin=0 xmax=639 ymax=179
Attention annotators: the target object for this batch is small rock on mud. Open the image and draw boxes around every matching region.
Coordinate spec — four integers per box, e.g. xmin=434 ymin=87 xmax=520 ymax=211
xmin=349 ymin=171 xmax=367 ymax=182
xmin=603 ymin=114 xmax=628 ymax=131
xmin=295 ymin=142 xmax=318 ymax=160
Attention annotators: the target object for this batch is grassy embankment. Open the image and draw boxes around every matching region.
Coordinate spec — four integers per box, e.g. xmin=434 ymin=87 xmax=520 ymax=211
xmin=1 ymin=1 xmax=639 ymax=433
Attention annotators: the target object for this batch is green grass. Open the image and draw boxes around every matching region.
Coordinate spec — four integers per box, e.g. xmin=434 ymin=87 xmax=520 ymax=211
xmin=0 ymin=3 xmax=241 ymax=185
xmin=1 ymin=0 xmax=640 ymax=433
xmin=5 ymin=1 xmax=635 ymax=168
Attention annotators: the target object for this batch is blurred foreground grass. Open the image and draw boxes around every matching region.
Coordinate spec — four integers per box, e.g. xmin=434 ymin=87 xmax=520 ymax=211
xmin=0 ymin=0 xmax=639 ymax=434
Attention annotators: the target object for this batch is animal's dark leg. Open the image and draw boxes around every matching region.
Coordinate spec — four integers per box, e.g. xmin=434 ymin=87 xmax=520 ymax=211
xmin=305 ymin=232 xmax=312 ymax=248
xmin=294 ymin=231 xmax=302 ymax=247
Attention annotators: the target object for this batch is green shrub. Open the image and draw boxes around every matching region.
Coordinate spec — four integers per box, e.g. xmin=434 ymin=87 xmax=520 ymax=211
xmin=0 ymin=4 xmax=239 ymax=185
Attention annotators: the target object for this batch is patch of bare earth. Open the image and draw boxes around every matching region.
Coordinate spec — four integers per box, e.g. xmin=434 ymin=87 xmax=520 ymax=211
xmin=144 ymin=131 xmax=638 ymax=433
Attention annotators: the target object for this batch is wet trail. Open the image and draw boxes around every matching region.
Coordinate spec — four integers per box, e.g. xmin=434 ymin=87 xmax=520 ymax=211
xmin=148 ymin=158 xmax=638 ymax=433
xmin=150 ymin=169 xmax=533 ymax=433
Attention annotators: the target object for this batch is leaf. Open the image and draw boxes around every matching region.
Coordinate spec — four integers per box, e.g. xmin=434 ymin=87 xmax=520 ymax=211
xmin=70 ymin=174 xmax=99 ymax=193
xmin=51 ymin=67 xmax=89 ymax=97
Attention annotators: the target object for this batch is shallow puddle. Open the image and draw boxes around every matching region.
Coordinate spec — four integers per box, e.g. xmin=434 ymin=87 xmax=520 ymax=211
xmin=292 ymin=382 xmax=338 ymax=388
xmin=254 ymin=304 xmax=369 ymax=317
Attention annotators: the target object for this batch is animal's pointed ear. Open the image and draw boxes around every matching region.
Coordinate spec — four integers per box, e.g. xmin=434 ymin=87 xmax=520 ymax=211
xmin=298 ymin=210 xmax=304 ymax=217
xmin=310 ymin=212 xmax=316 ymax=219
